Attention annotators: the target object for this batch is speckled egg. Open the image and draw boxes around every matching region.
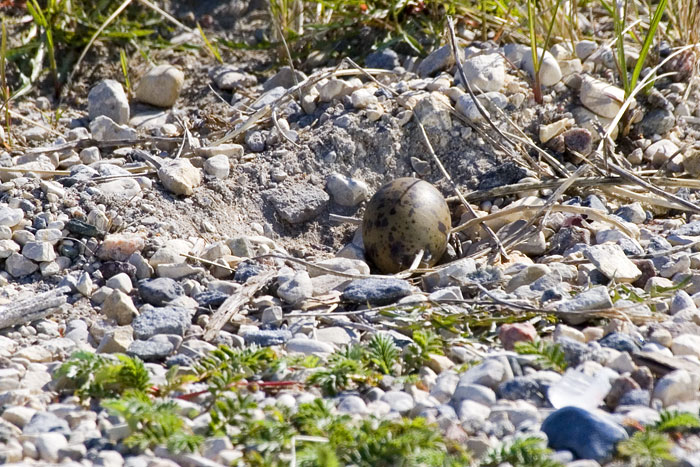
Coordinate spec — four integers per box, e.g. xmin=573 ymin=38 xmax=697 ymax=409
xmin=362 ymin=177 xmax=451 ymax=273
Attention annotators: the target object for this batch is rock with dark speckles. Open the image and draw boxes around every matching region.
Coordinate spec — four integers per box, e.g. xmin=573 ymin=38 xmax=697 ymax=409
xmin=342 ymin=277 xmax=413 ymax=305
xmin=265 ymin=185 xmax=329 ymax=224
xmin=234 ymin=260 xmax=262 ymax=283
xmin=242 ymin=329 xmax=292 ymax=347
xmin=66 ymin=219 xmax=103 ymax=238
xmin=132 ymin=305 xmax=193 ymax=340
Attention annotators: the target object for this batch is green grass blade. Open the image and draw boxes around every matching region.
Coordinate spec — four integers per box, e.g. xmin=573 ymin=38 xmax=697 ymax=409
xmin=197 ymin=23 xmax=223 ymax=64
xmin=599 ymin=0 xmax=615 ymax=15
xmin=539 ymin=0 xmax=564 ymax=67
xmin=119 ymin=49 xmax=130 ymax=91
xmin=527 ymin=0 xmax=539 ymax=73
xmin=614 ymin=0 xmax=630 ymax=95
xmin=1 ymin=21 xmax=6 ymax=97
xmin=629 ymin=0 xmax=668 ymax=92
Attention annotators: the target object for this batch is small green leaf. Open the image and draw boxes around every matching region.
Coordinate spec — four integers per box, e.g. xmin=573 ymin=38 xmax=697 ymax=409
xmin=514 ymin=340 xmax=567 ymax=373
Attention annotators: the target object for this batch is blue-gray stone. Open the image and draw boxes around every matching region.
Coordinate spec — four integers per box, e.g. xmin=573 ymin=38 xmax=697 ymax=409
xmin=680 ymin=451 xmax=700 ymax=467
xmin=69 ymin=165 xmax=99 ymax=181
xmin=193 ymin=290 xmax=229 ymax=308
xmin=618 ymin=389 xmax=651 ymax=407
xmin=252 ymin=86 xmax=286 ymax=110
xmin=498 ymin=376 xmax=545 ymax=405
xmin=599 ymin=332 xmax=639 ymax=353
xmin=615 ymin=238 xmax=644 ymax=256
xmin=647 ymin=235 xmax=673 ymax=254
xmin=235 ymin=261 xmax=262 ymax=283
xmin=548 ymin=227 xmax=591 ymax=256
xmin=243 ymin=329 xmax=292 ymax=347
xmin=33 ymin=217 xmax=48 ymax=230
xmin=379 ymin=330 xmax=414 ymax=348
xmin=132 ymin=305 xmax=192 ymax=340
xmin=638 ymin=108 xmax=675 ymax=136
xmin=463 ymin=266 xmax=504 ymax=285
xmin=342 ymin=278 xmax=412 ymax=305
xmin=127 ymin=339 xmax=174 ymax=362
xmin=100 ymin=261 xmax=136 ymax=281
xmin=365 ymin=49 xmax=400 ymax=70
xmin=673 ymin=221 xmax=700 ymax=237
xmin=165 ymin=353 xmax=194 ymax=368
xmin=614 ymin=204 xmax=646 ymax=224
xmin=557 ymin=337 xmax=594 ymax=367
xmin=245 ymin=131 xmax=266 ymax=152
xmin=550 ymin=450 xmax=575 ymax=464
xmin=337 ymin=395 xmax=367 ymax=414
xmin=541 ymin=288 xmax=565 ymax=303
xmin=530 ymin=273 xmax=563 ymax=291
xmin=435 ymin=404 xmax=458 ymax=421
xmin=542 ymin=406 xmax=627 ymax=462
xmin=583 ymin=195 xmax=607 ymax=212
xmin=138 ymin=278 xmax=184 ymax=306
xmin=667 ymin=234 xmax=697 ymax=245
xmin=23 ymin=412 xmax=70 ymax=435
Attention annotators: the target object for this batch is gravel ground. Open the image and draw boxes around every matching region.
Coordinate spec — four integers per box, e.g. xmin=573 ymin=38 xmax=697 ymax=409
xmin=2 ymin=2 xmax=700 ymax=467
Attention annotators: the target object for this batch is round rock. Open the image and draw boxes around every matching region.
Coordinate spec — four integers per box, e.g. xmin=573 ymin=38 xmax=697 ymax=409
xmin=542 ymin=406 xmax=627 ymax=463
xmin=135 ymin=65 xmax=184 ymax=108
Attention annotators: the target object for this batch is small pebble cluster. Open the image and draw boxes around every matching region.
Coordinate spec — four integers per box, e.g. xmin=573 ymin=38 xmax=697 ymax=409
xmin=1 ymin=29 xmax=700 ymax=467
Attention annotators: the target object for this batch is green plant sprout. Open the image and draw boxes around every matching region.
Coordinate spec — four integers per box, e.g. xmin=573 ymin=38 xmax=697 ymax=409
xmin=613 ymin=0 xmax=668 ymax=100
xmin=119 ymin=49 xmax=131 ymax=91
xmin=514 ymin=339 xmax=568 ymax=373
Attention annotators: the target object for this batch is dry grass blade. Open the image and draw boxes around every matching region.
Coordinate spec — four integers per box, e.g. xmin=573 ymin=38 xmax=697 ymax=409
xmin=0 ymin=167 xmax=70 ymax=176
xmin=136 ymin=0 xmax=193 ymax=32
xmin=448 ymin=176 xmax=700 ymax=203
xmin=254 ymin=253 xmax=426 ymax=279
xmin=500 ymin=164 xmax=590 ymax=251
xmin=60 ymin=0 xmax=134 ymax=102
xmin=7 ymin=109 xmax=62 ymax=137
xmin=451 ymin=202 xmax=638 ymax=238
xmin=603 ymin=185 xmax=693 ymax=211
xmin=21 ymin=136 xmax=181 ymax=155
xmin=213 ymin=64 xmax=397 ymax=144
xmin=576 ymin=144 xmax=700 ymax=214
xmin=414 ymin=117 xmax=509 ymax=259
xmin=446 ymin=16 xmax=517 ymax=150
xmin=272 ymin=108 xmax=300 ymax=148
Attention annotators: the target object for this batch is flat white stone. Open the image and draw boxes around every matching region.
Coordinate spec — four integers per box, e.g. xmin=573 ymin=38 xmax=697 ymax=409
xmin=583 ymin=243 xmax=641 ymax=283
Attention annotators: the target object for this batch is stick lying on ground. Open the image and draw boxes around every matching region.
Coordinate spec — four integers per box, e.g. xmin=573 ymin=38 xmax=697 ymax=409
xmin=0 ymin=286 xmax=70 ymax=330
